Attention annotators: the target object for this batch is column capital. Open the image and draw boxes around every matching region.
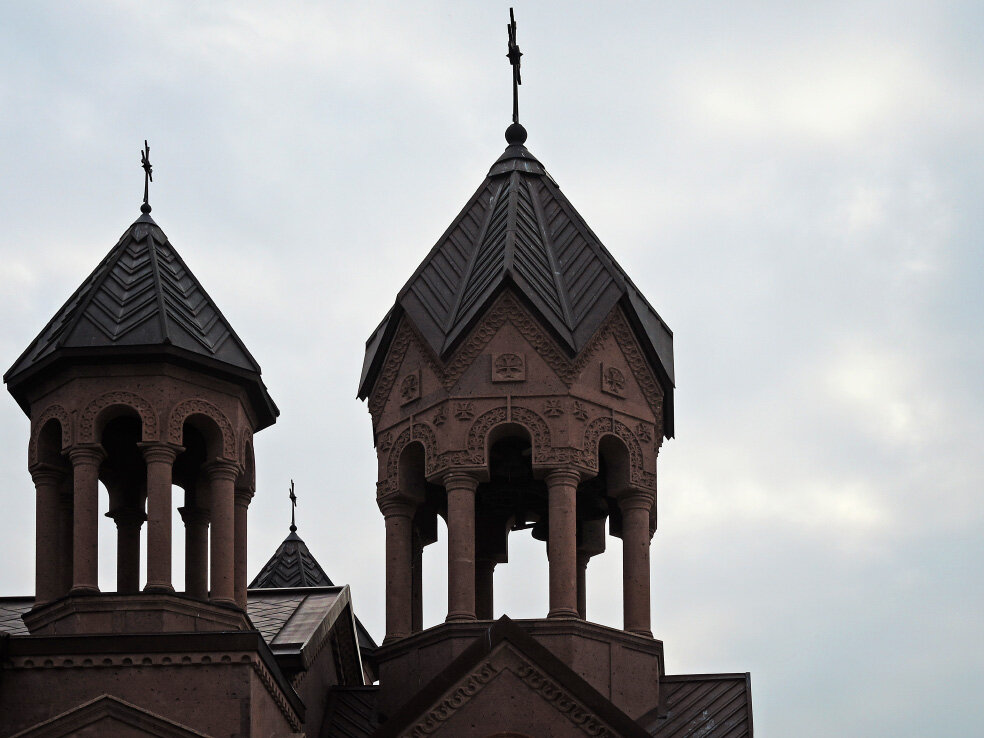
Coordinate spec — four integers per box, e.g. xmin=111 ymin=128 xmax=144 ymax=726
xmin=543 ymin=467 xmax=581 ymax=487
xmin=617 ymin=490 xmax=655 ymax=513
xmin=178 ymin=505 xmax=211 ymax=525
xmin=378 ymin=493 xmax=415 ymax=518
xmin=204 ymin=458 xmax=241 ymax=483
xmin=29 ymin=462 xmax=67 ymax=485
xmin=137 ymin=441 xmax=184 ymax=464
xmin=67 ymin=443 xmax=106 ymax=466
xmin=442 ymin=470 xmax=479 ymax=492
xmin=234 ymin=488 xmax=254 ymax=508
xmin=105 ymin=507 xmax=147 ymax=528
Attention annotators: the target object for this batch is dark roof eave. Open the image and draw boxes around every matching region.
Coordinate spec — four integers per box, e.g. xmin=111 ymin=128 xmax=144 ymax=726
xmin=4 ymin=344 xmax=278 ymax=429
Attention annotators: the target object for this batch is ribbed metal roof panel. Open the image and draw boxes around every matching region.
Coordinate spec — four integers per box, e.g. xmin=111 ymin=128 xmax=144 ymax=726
xmin=645 ymin=673 xmax=753 ymax=737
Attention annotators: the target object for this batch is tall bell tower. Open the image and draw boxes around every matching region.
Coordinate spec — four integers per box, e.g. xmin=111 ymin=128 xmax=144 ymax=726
xmin=358 ymin=14 xmax=675 ymax=721
xmin=4 ymin=146 xmax=277 ymax=634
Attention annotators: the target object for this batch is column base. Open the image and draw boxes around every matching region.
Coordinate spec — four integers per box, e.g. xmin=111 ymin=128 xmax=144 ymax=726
xmin=446 ymin=612 xmax=478 ymax=622
xmin=547 ymin=608 xmax=580 ymax=618
xmin=143 ymin=583 xmax=176 ymax=594
xmin=69 ymin=585 xmax=99 ymax=596
xmin=209 ymin=596 xmax=241 ymax=610
xmin=627 ymin=628 xmax=654 ymax=638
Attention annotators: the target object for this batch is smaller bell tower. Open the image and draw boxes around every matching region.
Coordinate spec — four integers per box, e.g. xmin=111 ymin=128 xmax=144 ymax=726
xmin=4 ymin=145 xmax=277 ymax=635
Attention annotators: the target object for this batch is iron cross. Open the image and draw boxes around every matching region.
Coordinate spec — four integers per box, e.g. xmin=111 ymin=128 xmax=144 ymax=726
xmin=289 ymin=479 xmax=298 ymax=532
xmin=140 ymin=140 xmax=153 ymax=212
xmin=507 ymin=8 xmax=522 ymax=124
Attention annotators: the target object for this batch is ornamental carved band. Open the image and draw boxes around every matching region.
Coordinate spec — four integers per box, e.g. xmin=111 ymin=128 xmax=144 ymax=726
xmin=79 ymin=391 xmax=158 ymax=443
xmin=410 ymin=662 xmax=498 ymax=736
xmin=582 ymin=416 xmax=654 ymax=492
xmin=29 ymin=404 xmax=72 ymax=465
xmin=513 ymin=664 xmax=613 ymax=737
xmin=381 ymin=422 xmax=439 ymax=494
xmin=167 ymin=399 xmax=236 ymax=459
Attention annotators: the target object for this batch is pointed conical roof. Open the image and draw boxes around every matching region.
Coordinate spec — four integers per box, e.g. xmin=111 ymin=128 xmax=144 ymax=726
xmin=249 ymin=529 xmax=334 ymax=589
xmin=359 ymin=129 xmax=675 ymax=435
xmin=4 ymin=212 xmax=277 ymax=426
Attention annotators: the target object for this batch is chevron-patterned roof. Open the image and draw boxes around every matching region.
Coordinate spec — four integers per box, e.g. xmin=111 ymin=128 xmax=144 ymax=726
xmin=249 ymin=530 xmax=334 ymax=589
xmin=5 ymin=211 xmax=276 ymax=425
xmin=359 ymin=132 xmax=675 ymax=435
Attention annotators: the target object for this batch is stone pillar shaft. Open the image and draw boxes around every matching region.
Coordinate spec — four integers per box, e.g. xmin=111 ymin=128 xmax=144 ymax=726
xmin=109 ymin=508 xmax=146 ymax=594
xmin=380 ymin=496 xmax=414 ymax=642
xmin=411 ymin=529 xmax=423 ymax=633
xmin=476 ymin=558 xmax=496 ymax=620
xmin=68 ymin=445 xmax=105 ymax=594
xmin=444 ymin=472 xmax=478 ymax=622
xmin=234 ymin=490 xmax=251 ymax=608
xmin=620 ymin=492 xmax=654 ymax=637
xmin=140 ymin=442 xmax=182 ymax=593
xmin=57 ymin=489 xmax=73 ymax=595
xmin=546 ymin=468 xmax=580 ymax=619
xmin=179 ymin=506 xmax=210 ymax=600
xmin=576 ymin=551 xmax=590 ymax=620
xmin=206 ymin=460 xmax=239 ymax=607
xmin=31 ymin=464 xmax=66 ymax=606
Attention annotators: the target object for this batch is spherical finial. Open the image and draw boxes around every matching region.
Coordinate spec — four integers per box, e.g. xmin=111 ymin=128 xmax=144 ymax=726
xmin=505 ymin=122 xmax=527 ymax=145
xmin=140 ymin=202 xmax=152 ymax=214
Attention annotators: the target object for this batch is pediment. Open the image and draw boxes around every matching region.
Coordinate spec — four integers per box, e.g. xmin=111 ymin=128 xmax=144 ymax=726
xmin=373 ymin=617 xmax=649 ymax=738
xmin=11 ymin=694 xmax=211 ymax=738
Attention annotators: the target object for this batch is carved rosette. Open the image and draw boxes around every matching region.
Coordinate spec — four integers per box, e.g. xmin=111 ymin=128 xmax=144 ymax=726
xmin=492 ymin=352 xmax=525 ymax=382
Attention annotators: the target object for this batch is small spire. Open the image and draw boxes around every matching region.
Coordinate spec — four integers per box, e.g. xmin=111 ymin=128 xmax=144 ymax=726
xmin=289 ymin=479 xmax=298 ymax=532
xmin=140 ymin=140 xmax=153 ymax=214
xmin=505 ymin=8 xmax=527 ymax=145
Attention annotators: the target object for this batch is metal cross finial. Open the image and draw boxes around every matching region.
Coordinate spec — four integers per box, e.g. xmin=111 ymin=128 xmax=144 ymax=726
xmin=507 ymin=8 xmax=523 ymax=124
xmin=140 ymin=140 xmax=153 ymax=214
xmin=289 ymin=479 xmax=298 ymax=532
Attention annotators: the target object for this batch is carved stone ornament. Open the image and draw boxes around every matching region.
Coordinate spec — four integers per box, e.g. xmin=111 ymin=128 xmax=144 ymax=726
xmin=378 ymin=431 xmax=394 ymax=453
xmin=454 ymin=402 xmax=475 ymax=421
xmin=492 ymin=352 xmax=525 ymax=382
xmin=432 ymin=406 xmax=447 ymax=426
xmin=400 ymin=370 xmax=421 ymax=405
xmin=635 ymin=421 xmax=652 ymax=443
xmin=543 ymin=399 xmax=564 ymax=418
xmin=600 ymin=363 xmax=626 ymax=398
xmin=572 ymin=400 xmax=589 ymax=421
xmin=410 ymin=662 xmax=498 ymax=736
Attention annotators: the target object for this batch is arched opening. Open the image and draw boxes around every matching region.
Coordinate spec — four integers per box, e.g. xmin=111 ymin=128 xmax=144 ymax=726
xmin=96 ymin=411 xmax=146 ymax=594
xmin=172 ymin=415 xmax=226 ymax=601
xmin=33 ymin=418 xmax=73 ymax=602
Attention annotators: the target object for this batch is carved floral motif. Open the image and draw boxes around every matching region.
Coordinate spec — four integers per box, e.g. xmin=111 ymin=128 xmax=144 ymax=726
xmin=432 ymin=406 xmax=447 ymax=426
xmin=80 ymin=391 xmax=158 ymax=443
xmin=635 ymin=422 xmax=652 ymax=443
xmin=543 ymin=399 xmax=564 ymax=418
xmin=601 ymin=364 xmax=625 ymax=397
xmin=378 ymin=431 xmax=394 ymax=453
xmin=573 ymin=401 xmax=589 ymax=421
xmin=492 ymin=352 xmax=525 ymax=382
xmin=400 ymin=371 xmax=420 ymax=404
xmin=454 ymin=402 xmax=475 ymax=421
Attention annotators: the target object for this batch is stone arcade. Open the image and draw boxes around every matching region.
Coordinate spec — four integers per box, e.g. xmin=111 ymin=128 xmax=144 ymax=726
xmin=0 ymin=21 xmax=753 ymax=738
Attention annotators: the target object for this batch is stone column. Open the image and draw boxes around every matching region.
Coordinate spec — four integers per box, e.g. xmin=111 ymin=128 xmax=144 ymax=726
xmin=178 ymin=506 xmax=210 ymax=599
xmin=30 ymin=464 xmax=66 ymax=606
xmin=139 ymin=442 xmax=182 ymax=593
xmin=379 ymin=495 xmax=414 ymax=642
xmin=476 ymin=558 xmax=496 ymax=620
xmin=107 ymin=508 xmax=146 ymax=594
xmin=619 ymin=491 xmax=654 ymax=637
xmin=411 ymin=527 xmax=423 ymax=633
xmin=205 ymin=459 xmax=240 ymax=608
xmin=234 ymin=489 xmax=252 ymax=608
xmin=444 ymin=472 xmax=478 ymax=622
xmin=67 ymin=444 xmax=105 ymax=594
xmin=57 ymin=486 xmax=74 ymax=596
xmin=576 ymin=551 xmax=590 ymax=620
xmin=545 ymin=468 xmax=580 ymax=618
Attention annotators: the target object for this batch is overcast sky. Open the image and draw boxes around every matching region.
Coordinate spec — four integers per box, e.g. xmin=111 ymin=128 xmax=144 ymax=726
xmin=1 ymin=2 xmax=982 ymax=735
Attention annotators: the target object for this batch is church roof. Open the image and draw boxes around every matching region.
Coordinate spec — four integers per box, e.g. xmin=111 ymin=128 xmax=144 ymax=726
xmin=358 ymin=130 xmax=675 ymax=435
xmin=643 ymin=673 xmax=754 ymax=737
xmin=4 ymin=211 xmax=277 ymax=427
xmin=249 ymin=530 xmax=334 ymax=589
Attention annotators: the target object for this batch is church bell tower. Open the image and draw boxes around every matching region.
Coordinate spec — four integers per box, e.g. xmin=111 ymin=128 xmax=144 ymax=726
xmin=358 ymin=12 xmax=675 ymax=721
xmin=4 ymin=144 xmax=278 ymax=634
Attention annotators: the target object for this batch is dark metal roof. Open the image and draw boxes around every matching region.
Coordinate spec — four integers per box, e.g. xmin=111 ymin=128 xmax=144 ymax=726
xmin=4 ymin=212 xmax=277 ymax=428
xmin=321 ymin=686 xmax=380 ymax=738
xmin=643 ymin=673 xmax=754 ymax=737
xmin=249 ymin=531 xmax=378 ymax=658
xmin=358 ymin=137 xmax=674 ymax=436
xmin=0 ymin=596 xmax=32 ymax=636
xmin=250 ymin=531 xmax=335 ymax=589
